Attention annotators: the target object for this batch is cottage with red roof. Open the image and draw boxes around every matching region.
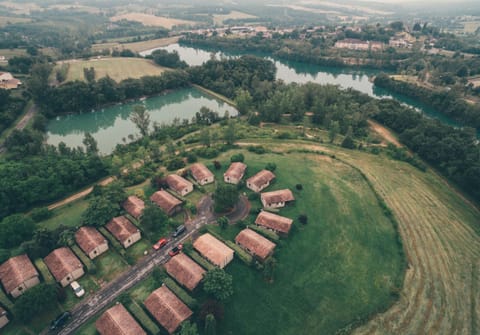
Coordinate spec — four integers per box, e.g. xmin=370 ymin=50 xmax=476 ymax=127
xmin=165 ymin=253 xmax=206 ymax=291
xmin=224 ymin=162 xmax=247 ymax=184
xmin=235 ymin=228 xmax=276 ymax=261
xmin=122 ymin=195 xmax=145 ymax=219
xmin=193 ymin=233 xmax=234 ymax=268
xmin=0 ymin=254 xmax=40 ymax=298
xmin=261 ymin=189 xmax=295 ymax=209
xmin=44 ymin=247 xmax=84 ymax=287
xmin=75 ymin=226 xmax=109 ymax=259
xmin=96 ymin=303 xmax=146 ymax=335
xmin=255 ymin=211 xmax=293 ymax=235
xmin=166 ymin=174 xmax=194 ymax=196
xmin=246 ymin=170 xmax=276 ymax=192
xmin=150 ymin=189 xmax=183 ymax=216
xmin=106 ymin=216 xmax=141 ymax=249
xmin=190 ymin=163 xmax=214 ymax=185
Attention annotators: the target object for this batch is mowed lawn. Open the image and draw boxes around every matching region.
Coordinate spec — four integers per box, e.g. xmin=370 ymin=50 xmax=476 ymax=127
xmin=60 ymin=57 xmax=166 ymax=83
xmin=205 ymin=151 xmax=404 ymax=335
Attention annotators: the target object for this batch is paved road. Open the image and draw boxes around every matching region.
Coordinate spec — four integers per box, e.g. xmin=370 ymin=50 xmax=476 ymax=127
xmin=53 ymin=196 xmax=216 ymax=335
xmin=0 ymin=103 xmax=37 ymax=154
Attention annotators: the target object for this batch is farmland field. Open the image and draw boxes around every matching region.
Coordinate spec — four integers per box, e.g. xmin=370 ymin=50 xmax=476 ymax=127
xmin=212 ymin=10 xmax=258 ymax=25
xmin=0 ymin=16 xmax=31 ymax=27
xmin=204 ymin=149 xmax=405 ymax=334
xmin=57 ymin=58 xmax=166 ymax=83
xmin=110 ymin=13 xmax=196 ymax=29
xmin=92 ymin=36 xmax=179 ymax=53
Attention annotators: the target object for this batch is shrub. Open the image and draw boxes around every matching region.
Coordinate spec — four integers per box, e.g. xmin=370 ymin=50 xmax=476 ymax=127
xmin=248 ymin=192 xmax=260 ymax=201
xmin=298 ymin=214 xmax=308 ymax=225
xmin=230 ymin=153 xmax=244 ymax=162
xmin=187 ymin=152 xmax=197 ymax=163
xmin=213 ymin=160 xmax=222 ymax=170
xmin=296 ymin=184 xmax=303 ymax=190
xmin=265 ymin=163 xmax=276 ymax=172
xmin=167 ymin=157 xmax=186 ymax=171
xmin=248 ymin=146 xmax=266 ymax=154
xmin=30 ymin=207 xmax=52 ymax=222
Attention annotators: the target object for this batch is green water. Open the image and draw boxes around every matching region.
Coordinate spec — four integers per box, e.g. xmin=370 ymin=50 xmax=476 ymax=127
xmin=46 ymin=87 xmax=237 ymax=154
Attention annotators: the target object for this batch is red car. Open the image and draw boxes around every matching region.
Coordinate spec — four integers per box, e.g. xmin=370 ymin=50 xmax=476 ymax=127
xmin=168 ymin=244 xmax=183 ymax=257
xmin=153 ymin=238 xmax=169 ymax=250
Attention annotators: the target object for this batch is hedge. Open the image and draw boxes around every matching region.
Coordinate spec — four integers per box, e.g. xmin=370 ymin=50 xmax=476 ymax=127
xmin=34 ymin=258 xmax=55 ymax=284
xmin=99 ymin=227 xmax=126 ymax=255
xmin=0 ymin=287 xmax=13 ymax=310
xmin=128 ymin=300 xmax=160 ymax=335
xmin=224 ymin=240 xmax=253 ymax=266
xmin=185 ymin=250 xmax=215 ymax=271
xmin=71 ymin=245 xmax=94 ymax=271
xmin=247 ymin=224 xmax=280 ymax=241
xmin=163 ymin=278 xmax=198 ymax=309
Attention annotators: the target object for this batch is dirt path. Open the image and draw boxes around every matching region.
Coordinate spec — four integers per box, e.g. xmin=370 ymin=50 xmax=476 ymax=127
xmin=368 ymin=119 xmax=403 ymax=148
xmin=0 ymin=103 xmax=37 ymax=154
xmin=47 ymin=177 xmax=115 ymax=210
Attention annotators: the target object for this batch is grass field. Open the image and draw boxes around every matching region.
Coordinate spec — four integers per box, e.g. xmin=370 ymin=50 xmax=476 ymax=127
xmin=0 ymin=16 xmax=31 ymax=27
xmin=38 ymin=198 xmax=88 ymax=230
xmin=57 ymin=57 xmax=166 ymax=83
xmin=202 ymin=150 xmax=405 ymax=334
xmin=212 ymin=10 xmax=258 ymax=25
xmin=92 ymin=36 xmax=180 ymax=53
xmin=110 ymin=13 xmax=196 ymax=29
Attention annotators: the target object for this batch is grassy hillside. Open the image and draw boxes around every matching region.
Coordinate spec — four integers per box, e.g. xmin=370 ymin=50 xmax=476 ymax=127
xmin=57 ymin=57 xmax=166 ymax=83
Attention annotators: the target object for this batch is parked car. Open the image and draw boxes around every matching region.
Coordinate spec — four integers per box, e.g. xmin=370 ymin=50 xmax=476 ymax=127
xmin=50 ymin=311 xmax=71 ymax=331
xmin=153 ymin=237 xmax=169 ymax=250
xmin=168 ymin=244 xmax=183 ymax=257
xmin=70 ymin=281 xmax=85 ymax=298
xmin=172 ymin=225 xmax=186 ymax=238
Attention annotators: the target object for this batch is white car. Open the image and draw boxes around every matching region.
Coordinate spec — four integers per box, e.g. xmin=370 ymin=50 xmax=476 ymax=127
xmin=70 ymin=281 xmax=85 ymax=298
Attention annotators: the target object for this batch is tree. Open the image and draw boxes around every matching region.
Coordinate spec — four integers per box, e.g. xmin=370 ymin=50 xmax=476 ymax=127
xmin=217 ymin=216 xmax=228 ymax=230
xmin=214 ymin=184 xmax=239 ymax=213
xmin=203 ymin=268 xmax=234 ymax=301
xmin=141 ymin=203 xmax=168 ymax=237
xmin=83 ymin=132 xmax=99 ymax=155
xmin=198 ymin=299 xmax=224 ymax=323
xmin=265 ymin=163 xmax=276 ymax=172
xmin=329 ymin=121 xmax=340 ymax=143
xmin=230 ymin=153 xmax=244 ymax=162
xmin=177 ymin=321 xmax=199 ymax=335
xmin=130 ymin=105 xmax=151 ymax=137
xmin=223 ymin=120 xmax=236 ymax=145
xmin=13 ymin=283 xmax=58 ymax=322
xmin=82 ymin=196 xmax=120 ymax=226
xmin=234 ymin=89 xmax=253 ymax=115
xmin=200 ymin=128 xmax=211 ymax=147
xmin=204 ymin=314 xmax=217 ymax=335
xmin=263 ymin=257 xmax=277 ymax=282
xmin=0 ymin=214 xmax=35 ymax=249
xmin=83 ymin=67 xmax=96 ymax=83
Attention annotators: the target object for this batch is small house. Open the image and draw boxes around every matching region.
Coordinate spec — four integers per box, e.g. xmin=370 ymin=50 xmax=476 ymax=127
xmin=255 ymin=211 xmax=293 ymax=235
xmin=164 ymin=253 xmax=206 ymax=291
xmin=0 ymin=254 xmax=40 ymax=298
xmin=166 ymin=174 xmax=194 ymax=196
xmin=44 ymin=247 xmax=84 ymax=287
xmin=106 ymin=216 xmax=141 ymax=249
xmin=0 ymin=72 xmax=21 ymax=89
xmin=75 ymin=226 xmax=109 ymax=260
xmin=261 ymin=189 xmax=295 ymax=209
xmin=246 ymin=170 xmax=276 ymax=192
xmin=224 ymin=162 xmax=247 ymax=184
xmin=0 ymin=307 xmax=8 ymax=329
xmin=190 ymin=163 xmax=214 ymax=185
xmin=122 ymin=195 xmax=145 ymax=219
xmin=96 ymin=303 xmax=146 ymax=335
xmin=144 ymin=286 xmax=193 ymax=334
xmin=235 ymin=229 xmax=276 ymax=261
xmin=193 ymin=233 xmax=234 ymax=268
xmin=150 ymin=189 xmax=183 ymax=216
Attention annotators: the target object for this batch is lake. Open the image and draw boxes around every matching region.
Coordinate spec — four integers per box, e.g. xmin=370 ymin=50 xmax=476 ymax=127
xmin=46 ymin=87 xmax=237 ymax=154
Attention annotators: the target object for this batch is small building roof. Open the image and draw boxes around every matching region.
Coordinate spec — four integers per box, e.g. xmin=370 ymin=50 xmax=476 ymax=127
xmin=255 ymin=211 xmax=293 ymax=234
xmin=235 ymin=229 xmax=276 ymax=260
xmin=166 ymin=174 xmax=193 ymax=194
xmin=0 ymin=254 xmax=39 ymax=293
xmin=164 ymin=253 xmax=206 ymax=291
xmin=247 ymin=170 xmax=275 ymax=189
xmin=75 ymin=226 xmax=107 ymax=255
xmin=224 ymin=162 xmax=247 ymax=180
xmin=261 ymin=189 xmax=295 ymax=204
xmin=144 ymin=286 xmax=193 ymax=334
xmin=0 ymin=306 xmax=6 ymax=316
xmin=193 ymin=233 xmax=234 ymax=268
xmin=150 ymin=190 xmax=182 ymax=214
xmin=190 ymin=163 xmax=214 ymax=182
xmin=96 ymin=303 xmax=146 ymax=335
xmin=122 ymin=195 xmax=145 ymax=219
xmin=44 ymin=247 xmax=83 ymax=282
xmin=105 ymin=216 xmax=139 ymax=243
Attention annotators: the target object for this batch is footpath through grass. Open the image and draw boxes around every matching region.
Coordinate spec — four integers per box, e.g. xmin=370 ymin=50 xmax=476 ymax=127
xmin=207 ymin=151 xmax=404 ymax=335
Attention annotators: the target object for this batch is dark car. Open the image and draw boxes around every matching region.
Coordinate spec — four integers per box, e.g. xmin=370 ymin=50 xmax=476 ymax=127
xmin=50 ymin=311 xmax=71 ymax=331
xmin=168 ymin=244 xmax=183 ymax=257
xmin=172 ymin=224 xmax=186 ymax=238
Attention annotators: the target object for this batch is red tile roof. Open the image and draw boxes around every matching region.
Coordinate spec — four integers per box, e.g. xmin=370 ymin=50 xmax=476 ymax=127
xmin=224 ymin=162 xmax=247 ymax=180
xmin=144 ymin=286 xmax=193 ymax=334
xmin=105 ymin=216 xmax=139 ymax=243
xmin=150 ymin=190 xmax=182 ymax=215
xmin=246 ymin=170 xmax=275 ymax=189
xmin=96 ymin=303 xmax=146 ymax=335
xmin=166 ymin=174 xmax=193 ymax=194
xmin=235 ymin=229 xmax=276 ymax=260
xmin=165 ymin=253 xmax=206 ymax=291
xmin=75 ymin=226 xmax=107 ymax=255
xmin=122 ymin=195 xmax=145 ymax=219
xmin=0 ymin=254 xmax=38 ymax=293
xmin=190 ymin=163 xmax=214 ymax=183
xmin=44 ymin=248 xmax=83 ymax=282
xmin=261 ymin=189 xmax=295 ymax=204
xmin=193 ymin=233 xmax=234 ymax=268
xmin=255 ymin=211 xmax=293 ymax=234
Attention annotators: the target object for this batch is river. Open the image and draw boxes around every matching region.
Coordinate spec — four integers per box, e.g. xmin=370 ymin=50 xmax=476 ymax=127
xmin=46 ymin=87 xmax=237 ymax=155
